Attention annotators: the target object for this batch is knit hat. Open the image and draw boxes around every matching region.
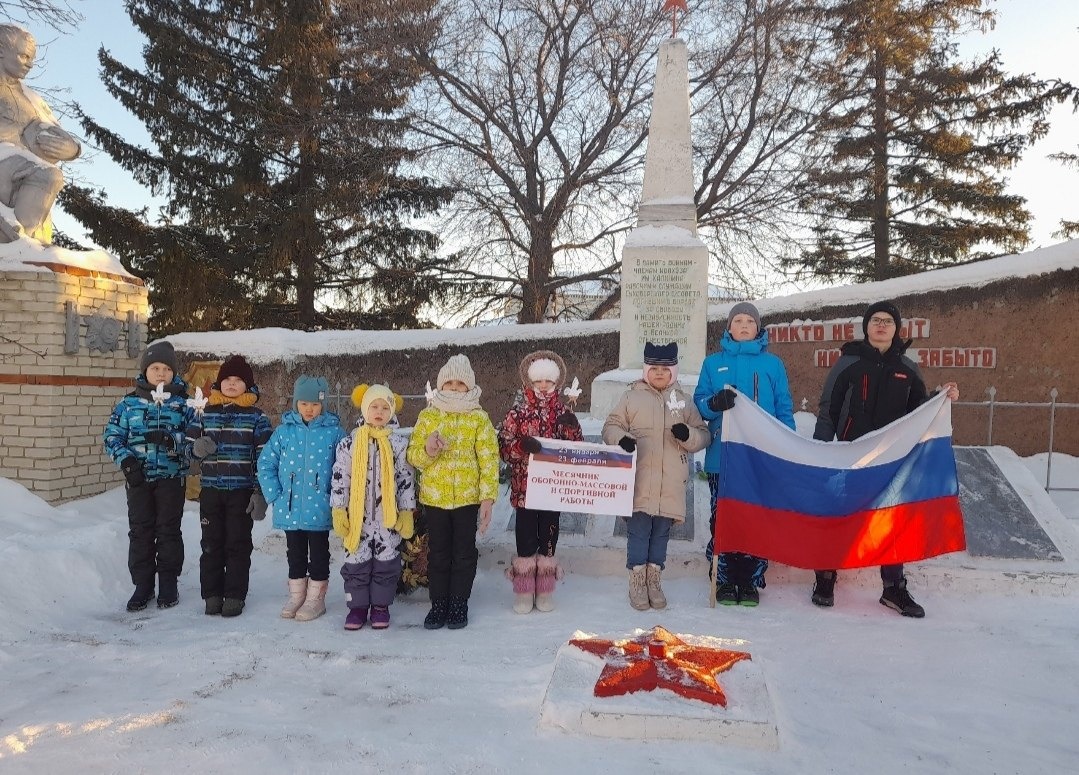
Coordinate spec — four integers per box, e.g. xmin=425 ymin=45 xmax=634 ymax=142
xmin=527 ymin=357 xmax=560 ymax=384
xmin=293 ymin=375 xmax=328 ymax=407
xmin=727 ymin=302 xmax=761 ymax=331
xmin=436 ymin=354 xmax=477 ymax=391
xmin=643 ymin=342 xmax=678 ymax=366
xmin=351 ymin=383 xmax=404 ymax=421
xmin=140 ymin=340 xmax=178 ymax=375
xmin=215 ymin=355 xmax=255 ymax=389
xmin=862 ymin=301 xmax=902 ymax=338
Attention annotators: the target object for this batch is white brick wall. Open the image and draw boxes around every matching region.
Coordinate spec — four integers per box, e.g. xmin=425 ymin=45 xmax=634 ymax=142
xmin=1 ymin=267 xmax=148 ymax=503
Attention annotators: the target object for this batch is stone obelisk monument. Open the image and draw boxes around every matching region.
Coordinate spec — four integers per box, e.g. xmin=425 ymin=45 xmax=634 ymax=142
xmin=590 ymin=37 xmax=710 ymax=418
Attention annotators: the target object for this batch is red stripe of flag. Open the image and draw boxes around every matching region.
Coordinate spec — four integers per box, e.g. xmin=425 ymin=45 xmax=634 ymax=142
xmin=715 ymin=496 xmax=966 ymax=570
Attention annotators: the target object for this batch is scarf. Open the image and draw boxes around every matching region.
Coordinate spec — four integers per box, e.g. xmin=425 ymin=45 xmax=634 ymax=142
xmin=342 ymin=424 xmax=397 ymax=554
xmin=208 ymin=389 xmax=258 ymax=408
xmin=430 ymin=386 xmax=482 ymax=413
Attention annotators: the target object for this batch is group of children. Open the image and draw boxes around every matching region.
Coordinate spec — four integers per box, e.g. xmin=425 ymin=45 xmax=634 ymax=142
xmin=103 ymin=301 xmax=800 ymax=623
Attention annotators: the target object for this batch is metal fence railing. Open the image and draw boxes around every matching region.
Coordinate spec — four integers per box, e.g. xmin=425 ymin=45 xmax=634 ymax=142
xmin=953 ymin=387 xmax=1079 ymax=493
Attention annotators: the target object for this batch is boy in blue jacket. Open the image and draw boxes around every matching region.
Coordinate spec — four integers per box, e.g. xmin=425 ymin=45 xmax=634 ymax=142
xmin=694 ymin=302 xmax=795 ymax=607
xmin=186 ymin=355 xmax=273 ymax=618
xmin=104 ymin=341 xmax=195 ymax=612
xmin=257 ymin=376 xmax=345 ymax=622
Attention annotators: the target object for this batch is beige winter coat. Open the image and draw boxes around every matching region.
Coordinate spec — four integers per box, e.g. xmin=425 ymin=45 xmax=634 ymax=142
xmin=601 ymin=379 xmax=709 ymax=522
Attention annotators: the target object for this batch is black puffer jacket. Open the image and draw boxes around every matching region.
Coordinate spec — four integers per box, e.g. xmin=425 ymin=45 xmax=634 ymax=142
xmin=813 ymin=339 xmax=928 ymax=442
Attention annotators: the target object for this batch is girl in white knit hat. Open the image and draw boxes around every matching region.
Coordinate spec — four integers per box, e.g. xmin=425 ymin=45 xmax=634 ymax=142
xmin=497 ymin=350 xmax=583 ymax=613
xmin=329 ymin=384 xmax=416 ymax=630
xmin=406 ymin=354 xmax=500 ymax=630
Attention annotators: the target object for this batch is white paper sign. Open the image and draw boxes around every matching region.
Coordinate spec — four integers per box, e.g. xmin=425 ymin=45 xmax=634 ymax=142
xmin=523 ymin=438 xmax=636 ymax=516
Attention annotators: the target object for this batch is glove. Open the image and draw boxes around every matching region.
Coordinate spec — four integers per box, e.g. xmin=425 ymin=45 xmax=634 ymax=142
xmin=555 ymin=411 xmax=580 ymax=430
xmin=670 ymin=423 xmax=690 ymax=442
xmin=121 ymin=457 xmax=145 ymax=488
xmin=708 ymin=389 xmax=737 ymax=412
xmin=332 ymin=507 xmax=350 ymax=537
xmin=246 ymin=491 xmax=268 ymax=521
xmin=395 ymin=510 xmax=415 ymax=539
xmin=143 ymin=429 xmax=174 ymax=450
xmin=192 ymin=436 xmax=217 ymax=459
xmin=617 ymin=436 xmax=636 ymax=453
xmin=520 ymin=436 xmax=542 ymax=454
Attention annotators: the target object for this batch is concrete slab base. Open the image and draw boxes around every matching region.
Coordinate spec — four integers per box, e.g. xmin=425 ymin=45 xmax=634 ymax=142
xmin=539 ymin=631 xmax=778 ymax=749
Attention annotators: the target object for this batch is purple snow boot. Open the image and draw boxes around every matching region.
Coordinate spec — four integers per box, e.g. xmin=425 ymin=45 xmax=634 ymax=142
xmin=344 ymin=606 xmax=368 ymax=631
xmin=370 ymin=605 xmax=391 ymax=629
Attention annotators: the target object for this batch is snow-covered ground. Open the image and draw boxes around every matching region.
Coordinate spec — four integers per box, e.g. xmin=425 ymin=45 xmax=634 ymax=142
xmin=2 ymin=453 xmax=1078 ymax=774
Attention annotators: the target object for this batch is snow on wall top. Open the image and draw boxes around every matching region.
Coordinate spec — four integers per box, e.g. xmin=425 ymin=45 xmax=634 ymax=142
xmin=166 ymin=239 xmax=1079 ymax=364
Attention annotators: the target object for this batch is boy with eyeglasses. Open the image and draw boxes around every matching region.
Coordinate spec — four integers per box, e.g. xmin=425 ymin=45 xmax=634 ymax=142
xmin=810 ymin=301 xmax=959 ymax=618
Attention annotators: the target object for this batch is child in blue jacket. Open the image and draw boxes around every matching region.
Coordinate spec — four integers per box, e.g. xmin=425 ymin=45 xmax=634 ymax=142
xmin=694 ymin=302 xmax=795 ymax=607
xmin=186 ymin=355 xmax=273 ymax=618
xmin=257 ymin=375 xmax=345 ymax=622
xmin=103 ymin=340 xmax=195 ymax=612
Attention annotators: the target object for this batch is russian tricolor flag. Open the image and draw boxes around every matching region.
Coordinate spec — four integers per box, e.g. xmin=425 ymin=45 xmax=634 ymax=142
xmin=716 ymin=390 xmax=966 ymax=569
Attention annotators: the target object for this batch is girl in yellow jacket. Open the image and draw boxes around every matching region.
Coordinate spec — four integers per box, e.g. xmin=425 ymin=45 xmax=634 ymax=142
xmin=406 ymin=354 xmax=499 ymax=630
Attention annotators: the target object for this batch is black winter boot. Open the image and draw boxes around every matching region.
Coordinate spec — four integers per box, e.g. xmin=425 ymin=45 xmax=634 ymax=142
xmin=127 ymin=583 xmax=155 ymax=612
xmin=716 ymin=583 xmax=739 ymax=605
xmin=424 ymin=597 xmax=449 ymax=630
xmin=446 ymin=596 xmax=469 ymax=629
xmin=157 ymin=574 xmax=179 ymax=609
xmin=880 ymin=579 xmax=925 ymax=618
xmin=811 ymin=571 xmax=836 ymax=607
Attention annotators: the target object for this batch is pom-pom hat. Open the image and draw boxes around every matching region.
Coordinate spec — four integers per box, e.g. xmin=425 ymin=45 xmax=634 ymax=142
xmin=351 ymin=383 xmax=404 ymax=422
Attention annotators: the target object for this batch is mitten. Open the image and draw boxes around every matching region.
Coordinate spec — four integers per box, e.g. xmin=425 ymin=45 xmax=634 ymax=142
xmin=142 ymin=429 xmax=174 ymax=450
xmin=395 ymin=510 xmax=415 ymax=539
xmin=555 ymin=411 xmax=580 ymax=430
xmin=670 ymin=423 xmax=690 ymax=442
xmin=246 ymin=491 xmax=268 ymax=521
xmin=120 ymin=456 xmax=145 ymax=488
xmin=332 ymin=507 xmax=350 ymax=537
xmin=192 ymin=436 xmax=217 ymax=459
xmin=617 ymin=436 xmax=636 ymax=453
xmin=520 ymin=436 xmax=542 ymax=454
xmin=708 ymin=388 xmax=737 ymax=412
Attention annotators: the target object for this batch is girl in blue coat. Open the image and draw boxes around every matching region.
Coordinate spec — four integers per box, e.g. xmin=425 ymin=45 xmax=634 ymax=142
xmin=257 ymin=376 xmax=345 ymax=622
xmin=693 ymin=302 xmax=795 ymax=607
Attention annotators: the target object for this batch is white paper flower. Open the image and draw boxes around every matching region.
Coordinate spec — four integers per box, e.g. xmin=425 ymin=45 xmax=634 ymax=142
xmin=151 ymin=382 xmax=172 ymax=407
xmin=185 ymin=386 xmax=208 ymax=417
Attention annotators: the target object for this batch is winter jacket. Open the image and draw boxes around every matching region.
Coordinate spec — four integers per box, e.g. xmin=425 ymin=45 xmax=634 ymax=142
xmin=257 ymin=410 xmax=346 ymax=531
xmin=601 ymin=380 xmax=709 ymax=522
xmin=103 ymin=375 xmax=194 ymax=481
xmin=406 ymin=406 xmax=500 ymax=509
xmin=499 ymin=390 xmax=584 ymax=508
xmin=330 ymin=417 xmax=417 ymax=562
xmin=813 ymin=339 xmax=929 ymax=442
xmin=693 ymin=329 xmax=796 ymax=472
xmin=186 ymin=392 xmax=273 ymax=491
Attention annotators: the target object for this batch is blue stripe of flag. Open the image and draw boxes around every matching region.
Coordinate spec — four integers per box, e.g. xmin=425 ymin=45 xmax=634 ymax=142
xmin=722 ymin=436 xmax=959 ymax=517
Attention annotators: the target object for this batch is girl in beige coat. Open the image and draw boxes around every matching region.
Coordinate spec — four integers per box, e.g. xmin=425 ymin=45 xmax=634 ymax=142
xmin=602 ymin=342 xmax=709 ymax=610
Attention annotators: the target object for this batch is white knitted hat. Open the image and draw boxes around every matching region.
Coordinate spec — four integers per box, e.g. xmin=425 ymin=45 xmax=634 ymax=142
xmin=436 ymin=354 xmax=477 ymax=391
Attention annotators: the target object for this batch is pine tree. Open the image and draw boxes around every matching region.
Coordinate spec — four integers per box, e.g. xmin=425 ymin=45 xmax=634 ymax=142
xmin=60 ymin=0 xmax=453 ymax=334
xmin=793 ymin=0 xmax=1074 ymax=281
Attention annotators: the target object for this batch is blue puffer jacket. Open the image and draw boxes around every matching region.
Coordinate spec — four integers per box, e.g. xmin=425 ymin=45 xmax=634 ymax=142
xmin=693 ymin=329 xmax=796 ymax=472
xmin=257 ymin=410 xmax=346 ymax=531
xmin=103 ymin=376 xmax=194 ymax=481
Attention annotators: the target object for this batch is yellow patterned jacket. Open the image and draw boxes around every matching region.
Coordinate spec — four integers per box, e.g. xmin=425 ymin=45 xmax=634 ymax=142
xmin=406 ymin=406 xmax=500 ymax=508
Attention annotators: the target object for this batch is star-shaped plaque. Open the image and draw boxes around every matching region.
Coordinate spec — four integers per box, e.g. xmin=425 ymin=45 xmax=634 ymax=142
xmin=569 ymin=626 xmax=750 ymax=707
